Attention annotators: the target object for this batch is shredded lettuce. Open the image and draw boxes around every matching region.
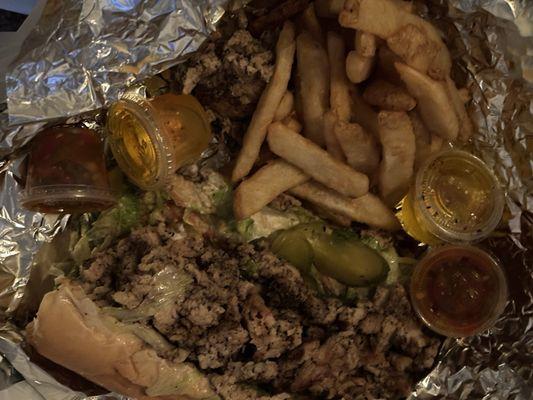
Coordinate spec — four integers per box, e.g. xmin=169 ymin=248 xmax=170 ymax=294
xmin=145 ymin=191 xmax=170 ymax=225
xmin=236 ymin=206 xmax=317 ymax=242
xmin=103 ymin=266 xmax=192 ymax=322
xmin=242 ymin=260 xmax=260 ymax=277
xmin=359 ymin=231 xmax=412 ymax=285
xmin=170 ymin=171 xmax=318 ymax=242
xmin=169 ymin=170 xmax=233 ymax=220
xmin=146 ymin=363 xmax=220 ymax=399
xmin=126 ymin=323 xmax=175 ymax=354
xmin=212 ymin=185 xmax=233 ymax=219
xmin=70 ymin=191 xmax=170 ymax=265
xmin=71 ymin=194 xmax=141 ymax=264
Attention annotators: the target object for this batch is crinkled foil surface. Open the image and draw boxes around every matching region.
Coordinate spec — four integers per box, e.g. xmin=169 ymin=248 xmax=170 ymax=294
xmin=0 ymin=0 xmax=532 ymax=399
xmin=5 ymin=0 xmax=227 ymax=125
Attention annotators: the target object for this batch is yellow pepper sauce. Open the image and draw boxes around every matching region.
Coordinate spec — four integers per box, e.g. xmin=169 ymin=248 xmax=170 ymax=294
xmin=398 ymin=150 xmax=504 ymax=244
xmin=107 ymin=94 xmax=212 ymax=190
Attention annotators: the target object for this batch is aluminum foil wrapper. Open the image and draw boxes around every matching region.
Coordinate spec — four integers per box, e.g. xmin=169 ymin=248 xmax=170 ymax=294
xmin=4 ymin=0 xmax=227 ymax=126
xmin=0 ymin=0 xmax=531 ymax=399
xmin=0 ymin=111 xmax=45 ymax=159
xmin=0 ymin=160 xmax=69 ymax=314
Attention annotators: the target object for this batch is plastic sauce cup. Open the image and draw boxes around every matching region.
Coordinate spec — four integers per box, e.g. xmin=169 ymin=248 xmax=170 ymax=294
xmin=410 ymin=245 xmax=507 ymax=337
xmin=21 ymin=127 xmax=116 ymax=214
xmin=399 ymin=150 xmax=504 ymax=245
xmin=106 ymin=93 xmax=212 ymax=190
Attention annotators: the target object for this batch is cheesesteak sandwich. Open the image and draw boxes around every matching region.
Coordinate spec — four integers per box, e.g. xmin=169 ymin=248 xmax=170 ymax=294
xmin=28 ymin=203 xmax=440 ymax=400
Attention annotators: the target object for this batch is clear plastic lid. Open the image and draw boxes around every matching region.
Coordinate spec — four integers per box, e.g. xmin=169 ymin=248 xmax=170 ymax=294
xmin=107 ymin=98 xmax=170 ymax=190
xmin=410 ymin=245 xmax=507 ymax=337
xmin=413 ymin=150 xmax=504 ymax=243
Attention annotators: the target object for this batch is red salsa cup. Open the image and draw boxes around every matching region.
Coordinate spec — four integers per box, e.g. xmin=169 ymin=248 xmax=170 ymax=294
xmin=21 ymin=127 xmax=116 ymax=214
xmin=410 ymin=245 xmax=507 ymax=337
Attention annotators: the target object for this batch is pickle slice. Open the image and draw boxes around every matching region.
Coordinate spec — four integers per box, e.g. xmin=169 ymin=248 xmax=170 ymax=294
xmin=270 ymin=223 xmax=325 ymax=273
xmin=308 ymin=232 xmax=389 ymax=287
xmin=270 ymin=223 xmax=389 ymax=287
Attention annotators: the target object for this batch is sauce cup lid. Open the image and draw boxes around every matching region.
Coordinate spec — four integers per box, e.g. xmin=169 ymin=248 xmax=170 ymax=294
xmin=413 ymin=150 xmax=504 ymax=243
xmin=410 ymin=245 xmax=508 ymax=337
xmin=107 ymin=97 xmax=174 ymax=191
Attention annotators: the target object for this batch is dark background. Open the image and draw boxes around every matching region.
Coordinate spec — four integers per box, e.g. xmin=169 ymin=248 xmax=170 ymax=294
xmin=0 ymin=9 xmax=26 ymax=31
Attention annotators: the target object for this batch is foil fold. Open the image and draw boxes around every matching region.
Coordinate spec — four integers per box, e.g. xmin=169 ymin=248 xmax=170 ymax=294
xmin=5 ymin=0 xmax=228 ymax=126
xmin=445 ymin=0 xmax=533 ymax=226
xmin=0 ymin=161 xmax=70 ymax=314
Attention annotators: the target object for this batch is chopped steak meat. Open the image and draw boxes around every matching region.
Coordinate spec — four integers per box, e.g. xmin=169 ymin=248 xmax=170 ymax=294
xmin=79 ymin=224 xmax=440 ymax=399
xmin=180 ymin=28 xmax=274 ymax=119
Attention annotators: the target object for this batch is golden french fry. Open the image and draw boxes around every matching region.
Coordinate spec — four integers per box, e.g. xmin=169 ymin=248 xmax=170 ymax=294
xmin=351 ymin=26 xmax=377 ymax=85
xmin=350 ymin=88 xmax=380 ymax=138
xmin=378 ymin=111 xmax=416 ymax=206
xmin=267 ymin=122 xmax=369 ymax=197
xmin=409 ymin=110 xmax=430 ymax=169
xmin=362 ymin=79 xmax=416 ymax=111
xmin=274 ymin=91 xmax=295 ymax=121
xmin=393 ymin=0 xmax=414 ymax=13
xmin=297 ymin=31 xmax=329 ymax=146
xmin=334 ymin=120 xmax=380 ymax=175
xmin=328 ymin=32 xmax=352 ymax=121
xmin=409 ymin=110 xmax=444 ymax=171
xmin=304 ymin=197 xmax=352 ymax=226
xmin=430 ymin=134 xmax=444 ymax=154
xmin=355 ymin=31 xmax=377 ymax=57
xmin=301 ymin=3 xmax=324 ymax=43
xmin=289 ymin=181 xmax=401 ymax=231
xmin=444 ymin=77 xmax=474 ymax=141
xmin=409 ymin=110 xmax=443 ymax=169
xmin=340 ymin=0 xmax=397 ymax=36
xmin=233 ymin=159 xmax=309 ymax=220
xmin=395 ymin=62 xmax=459 ymax=140
xmin=315 ymin=207 xmax=353 ymax=227
xmin=323 ymin=110 xmax=345 ymax=161
xmin=232 ymin=22 xmax=296 ymax=183
xmin=339 ymin=0 xmax=451 ymax=79
xmin=315 ymin=0 xmax=345 ymax=17
xmin=346 ymin=50 xmax=374 ymax=84
xmin=282 ymin=115 xmax=303 ymax=133
xmin=386 ymin=24 xmax=439 ymax=76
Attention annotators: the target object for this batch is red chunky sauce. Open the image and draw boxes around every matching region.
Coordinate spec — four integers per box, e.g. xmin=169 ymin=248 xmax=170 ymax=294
xmin=28 ymin=127 xmax=109 ymax=187
xmin=411 ymin=246 xmax=506 ymax=337
xmin=23 ymin=127 xmax=115 ymax=213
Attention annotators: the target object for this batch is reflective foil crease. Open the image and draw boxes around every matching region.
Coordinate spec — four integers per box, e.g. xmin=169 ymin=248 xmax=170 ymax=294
xmin=5 ymin=0 xmax=227 ymax=125
xmin=0 ymin=0 xmax=531 ymax=399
